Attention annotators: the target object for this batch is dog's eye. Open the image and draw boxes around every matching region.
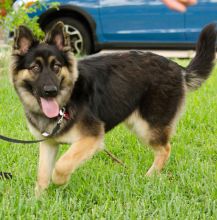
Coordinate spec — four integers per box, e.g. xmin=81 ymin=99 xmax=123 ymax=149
xmin=53 ymin=63 xmax=61 ymax=73
xmin=30 ymin=65 xmax=40 ymax=73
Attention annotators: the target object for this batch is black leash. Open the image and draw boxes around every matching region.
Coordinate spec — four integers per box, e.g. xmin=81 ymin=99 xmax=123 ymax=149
xmin=0 ymin=172 xmax=13 ymax=180
xmin=0 ymin=109 xmax=63 ymax=180
xmin=103 ymin=149 xmax=127 ymax=168
xmin=0 ymin=108 xmax=66 ymax=144
xmin=0 ymin=134 xmax=44 ymax=144
xmin=0 ymin=133 xmax=126 ymax=167
xmin=0 ymin=134 xmax=42 ymax=180
xmin=0 ymin=108 xmax=126 ymax=180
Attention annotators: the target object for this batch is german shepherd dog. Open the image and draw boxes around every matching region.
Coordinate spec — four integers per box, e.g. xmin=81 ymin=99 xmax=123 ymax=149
xmin=11 ymin=22 xmax=216 ymax=197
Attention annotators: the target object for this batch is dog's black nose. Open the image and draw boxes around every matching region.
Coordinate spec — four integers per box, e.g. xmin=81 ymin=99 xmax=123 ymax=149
xmin=43 ymin=85 xmax=58 ymax=97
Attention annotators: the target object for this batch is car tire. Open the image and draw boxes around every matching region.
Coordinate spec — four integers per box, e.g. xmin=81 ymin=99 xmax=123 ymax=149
xmin=44 ymin=17 xmax=92 ymax=55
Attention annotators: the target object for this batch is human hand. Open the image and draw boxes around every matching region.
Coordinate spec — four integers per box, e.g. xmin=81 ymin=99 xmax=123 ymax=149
xmin=162 ymin=0 xmax=197 ymax=12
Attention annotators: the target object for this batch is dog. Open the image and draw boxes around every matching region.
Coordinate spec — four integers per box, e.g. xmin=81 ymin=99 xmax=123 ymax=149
xmin=11 ymin=22 xmax=216 ymax=197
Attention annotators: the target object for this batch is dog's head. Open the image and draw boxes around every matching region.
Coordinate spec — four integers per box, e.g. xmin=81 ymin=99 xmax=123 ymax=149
xmin=11 ymin=22 xmax=77 ymax=118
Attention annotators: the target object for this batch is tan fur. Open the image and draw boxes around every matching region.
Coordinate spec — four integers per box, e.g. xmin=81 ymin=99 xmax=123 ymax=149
xmin=13 ymin=59 xmax=183 ymax=196
xmin=34 ymin=57 xmax=45 ymax=65
xmin=52 ymin=135 xmax=104 ymax=185
xmin=16 ymin=86 xmax=40 ymax=113
xmin=35 ymin=140 xmax=59 ymax=198
xmin=44 ymin=21 xmax=71 ymax=52
xmin=169 ymin=86 xmax=186 ymax=135
xmin=48 ymin=56 xmax=56 ymax=64
xmin=15 ymin=69 xmax=35 ymax=81
xmin=31 ymin=119 xmax=104 ymax=195
xmin=11 ymin=52 xmax=78 ymax=117
xmin=52 ymin=52 xmax=78 ymax=108
xmin=32 ymin=122 xmax=104 ymax=195
xmin=56 ymin=65 xmax=77 ymax=108
xmin=11 ymin=22 xmax=216 ymax=199
xmin=13 ymin=69 xmax=40 ymax=113
xmin=67 ymin=51 xmax=78 ymax=81
xmin=28 ymin=118 xmax=82 ymax=146
xmin=146 ymin=143 xmax=171 ymax=176
xmin=55 ymin=123 xmax=84 ymax=144
xmin=125 ymin=110 xmax=151 ymax=144
xmin=125 ymin=110 xmax=174 ymax=176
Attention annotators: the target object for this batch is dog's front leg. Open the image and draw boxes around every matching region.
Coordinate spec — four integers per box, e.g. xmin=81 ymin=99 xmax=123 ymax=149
xmin=52 ymin=135 xmax=103 ymax=185
xmin=35 ymin=140 xmax=59 ymax=198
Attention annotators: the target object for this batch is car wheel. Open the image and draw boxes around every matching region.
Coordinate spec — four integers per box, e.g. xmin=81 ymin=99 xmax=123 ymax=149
xmin=44 ymin=17 xmax=92 ymax=55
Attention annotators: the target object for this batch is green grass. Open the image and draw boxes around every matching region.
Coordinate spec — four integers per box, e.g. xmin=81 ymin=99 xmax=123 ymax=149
xmin=0 ymin=50 xmax=216 ymax=219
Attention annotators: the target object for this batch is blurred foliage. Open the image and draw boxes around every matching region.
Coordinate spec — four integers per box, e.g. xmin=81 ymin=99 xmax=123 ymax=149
xmin=0 ymin=0 xmax=59 ymax=39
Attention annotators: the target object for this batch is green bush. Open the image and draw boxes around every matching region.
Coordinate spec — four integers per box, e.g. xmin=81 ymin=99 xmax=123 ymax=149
xmin=0 ymin=0 xmax=59 ymax=39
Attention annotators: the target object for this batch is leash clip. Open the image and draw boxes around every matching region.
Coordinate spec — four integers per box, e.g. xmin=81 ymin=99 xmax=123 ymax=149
xmin=58 ymin=107 xmax=66 ymax=124
xmin=42 ymin=107 xmax=68 ymax=137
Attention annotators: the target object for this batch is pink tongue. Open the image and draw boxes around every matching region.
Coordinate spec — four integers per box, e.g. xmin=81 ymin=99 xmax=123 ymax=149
xmin=40 ymin=97 xmax=59 ymax=118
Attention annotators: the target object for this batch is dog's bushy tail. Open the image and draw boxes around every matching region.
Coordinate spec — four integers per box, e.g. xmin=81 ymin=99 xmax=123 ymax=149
xmin=185 ymin=23 xmax=217 ymax=91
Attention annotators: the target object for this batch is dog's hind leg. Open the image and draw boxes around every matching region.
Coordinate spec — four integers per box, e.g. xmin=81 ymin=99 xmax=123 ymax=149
xmin=145 ymin=126 xmax=172 ymax=176
xmin=52 ymin=135 xmax=104 ymax=185
xmin=125 ymin=111 xmax=172 ymax=176
xmin=146 ymin=143 xmax=171 ymax=176
xmin=35 ymin=141 xmax=59 ymax=198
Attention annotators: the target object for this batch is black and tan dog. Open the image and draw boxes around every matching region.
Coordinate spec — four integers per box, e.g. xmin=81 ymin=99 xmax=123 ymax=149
xmin=11 ymin=22 xmax=216 ymax=197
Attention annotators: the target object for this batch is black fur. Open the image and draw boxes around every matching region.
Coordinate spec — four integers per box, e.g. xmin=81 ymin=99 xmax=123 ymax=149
xmin=186 ymin=23 xmax=217 ymax=90
xmin=71 ymin=24 xmax=216 ymax=133
xmin=12 ymin=23 xmax=216 ymax=141
xmin=11 ymin=22 xmax=217 ymax=192
xmin=76 ymin=51 xmax=184 ymax=132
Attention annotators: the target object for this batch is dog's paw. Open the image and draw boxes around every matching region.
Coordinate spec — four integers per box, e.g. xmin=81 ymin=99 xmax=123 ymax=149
xmin=52 ymin=168 xmax=70 ymax=185
xmin=145 ymin=167 xmax=160 ymax=177
xmin=35 ymin=183 xmax=46 ymax=199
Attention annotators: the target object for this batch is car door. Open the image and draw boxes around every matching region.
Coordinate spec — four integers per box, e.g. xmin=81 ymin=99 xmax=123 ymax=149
xmin=185 ymin=0 xmax=217 ymax=42
xmin=99 ymin=0 xmax=185 ymax=44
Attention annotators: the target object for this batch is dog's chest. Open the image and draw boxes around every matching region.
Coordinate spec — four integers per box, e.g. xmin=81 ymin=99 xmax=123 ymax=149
xmin=55 ymin=125 xmax=82 ymax=144
xmin=27 ymin=119 xmax=82 ymax=145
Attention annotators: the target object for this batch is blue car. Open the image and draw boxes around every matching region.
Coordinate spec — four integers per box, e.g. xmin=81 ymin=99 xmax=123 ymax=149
xmin=14 ymin=0 xmax=217 ymax=55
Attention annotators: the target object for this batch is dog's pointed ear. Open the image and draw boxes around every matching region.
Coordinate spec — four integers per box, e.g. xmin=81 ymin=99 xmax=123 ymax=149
xmin=13 ymin=26 xmax=37 ymax=55
xmin=44 ymin=22 xmax=71 ymax=51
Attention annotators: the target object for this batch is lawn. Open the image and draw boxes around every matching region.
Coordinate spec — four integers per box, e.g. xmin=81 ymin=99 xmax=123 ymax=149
xmin=0 ymin=49 xmax=216 ymax=219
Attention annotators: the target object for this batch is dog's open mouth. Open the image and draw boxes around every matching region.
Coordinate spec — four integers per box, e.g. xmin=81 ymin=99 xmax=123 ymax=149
xmin=40 ymin=97 xmax=59 ymax=118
